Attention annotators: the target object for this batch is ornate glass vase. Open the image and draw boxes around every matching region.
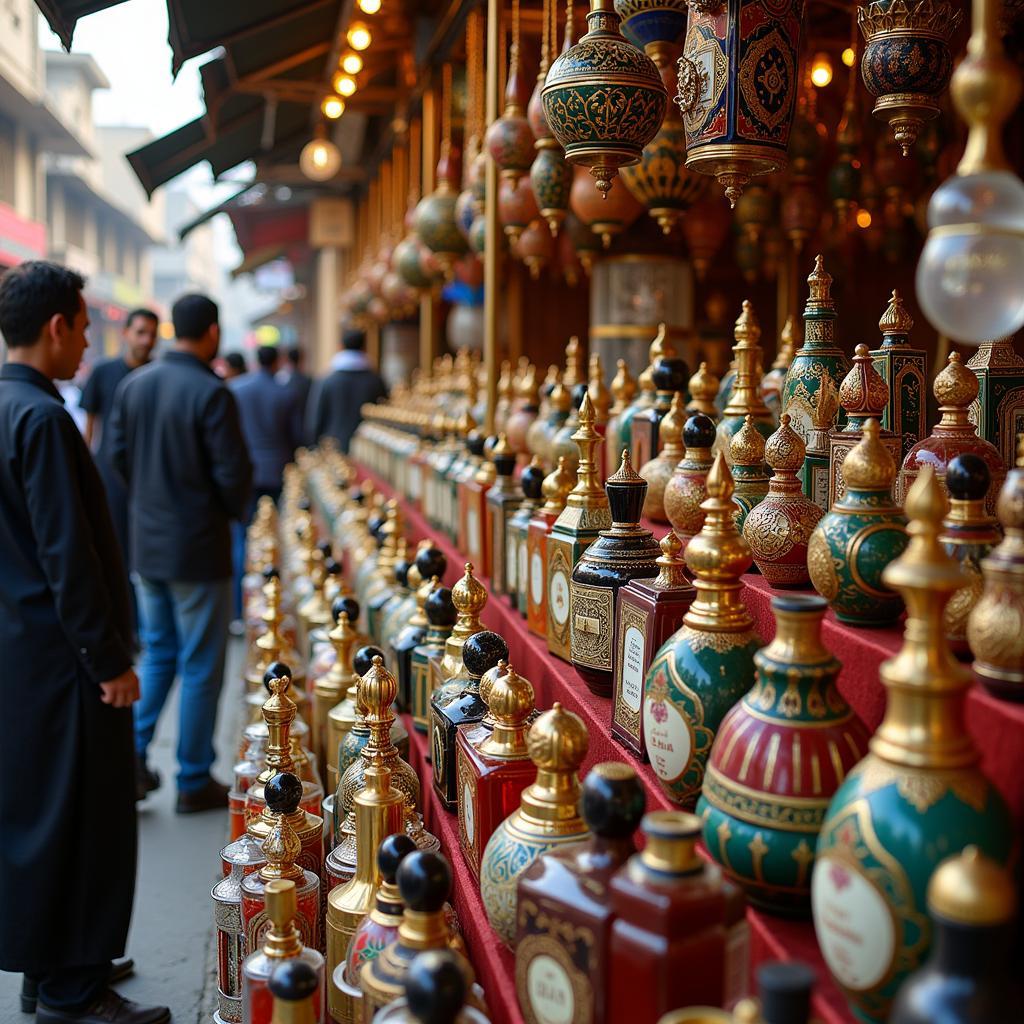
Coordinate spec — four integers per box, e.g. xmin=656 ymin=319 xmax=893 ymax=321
xmin=699 ymin=594 xmax=870 ymax=915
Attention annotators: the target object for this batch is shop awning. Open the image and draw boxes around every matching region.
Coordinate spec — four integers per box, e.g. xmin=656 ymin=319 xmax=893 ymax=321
xmin=231 ymin=245 xmax=286 ymax=279
xmin=176 ymin=184 xmax=259 ymax=241
xmin=35 ymin=0 xmax=129 ymax=50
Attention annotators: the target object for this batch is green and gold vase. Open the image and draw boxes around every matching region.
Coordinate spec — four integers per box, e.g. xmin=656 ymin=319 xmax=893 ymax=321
xmin=870 ymin=290 xmax=926 ymax=462
xmin=729 ymin=414 xmax=769 ymax=532
xmin=812 ymin=468 xmax=1013 ymax=1024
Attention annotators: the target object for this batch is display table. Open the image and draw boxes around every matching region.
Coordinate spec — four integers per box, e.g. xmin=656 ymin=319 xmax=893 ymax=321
xmin=352 ymin=464 xmax=1024 ymax=1024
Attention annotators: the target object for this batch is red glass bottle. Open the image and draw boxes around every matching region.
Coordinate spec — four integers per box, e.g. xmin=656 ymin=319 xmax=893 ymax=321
xmin=515 ymin=763 xmax=646 ymax=1024
xmin=608 ymin=811 xmax=728 ymax=1023
xmin=455 ymin=666 xmax=536 ymax=880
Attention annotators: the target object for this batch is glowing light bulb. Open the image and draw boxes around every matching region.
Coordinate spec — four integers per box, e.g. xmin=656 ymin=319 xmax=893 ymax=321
xmin=300 ymin=136 xmax=342 ymax=182
xmin=347 ymin=21 xmax=372 ymax=51
xmin=333 ymin=72 xmax=357 ymax=97
xmin=811 ymin=53 xmax=833 ymax=88
xmin=856 ymin=209 xmax=872 ymax=229
xmin=357 ymin=0 xmax=381 ymax=12
xmin=321 ymin=95 xmax=345 ymax=119
xmin=842 ymin=47 xmax=856 ymax=68
xmin=341 ymin=51 xmax=363 ymax=75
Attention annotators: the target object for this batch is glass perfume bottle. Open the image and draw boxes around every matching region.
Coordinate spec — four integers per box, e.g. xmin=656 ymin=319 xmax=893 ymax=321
xmin=506 ymin=456 xmax=546 ymax=614
xmin=715 ymin=300 xmax=775 ymax=460
xmin=409 ymin=587 xmax=457 ymax=732
xmin=455 ymin=665 xmax=536 ymax=880
xmin=241 ymin=879 xmax=325 ymax=1024
xmin=391 ymin=546 xmax=447 ymax=710
xmin=617 ymin=324 xmax=676 ymax=460
xmin=526 ymin=456 xmax=574 ymax=639
xmin=664 ymin=413 xmax=717 ymax=554
xmin=639 ymin=391 xmax=685 ymax=524
xmin=630 ymin=357 xmax=689 ymax=472
xmin=459 ymin=431 xmax=494 ymax=576
xmin=314 ymin=600 xmax=359 ymax=781
xmin=486 ymin=434 xmax=523 ymax=597
xmin=375 ymin=949 xmax=489 ymax=1024
xmin=515 ymin=763 xmax=646 ymax=1024
xmin=430 ymin=564 xmax=488 ymax=699
xmin=729 ymin=415 xmax=770 ymax=532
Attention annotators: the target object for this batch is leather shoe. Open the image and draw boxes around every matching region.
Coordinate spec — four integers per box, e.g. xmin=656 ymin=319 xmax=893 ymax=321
xmin=175 ymin=778 xmax=229 ymax=814
xmin=21 ymin=960 xmax=135 ymax=1014
xmin=134 ymin=755 xmax=160 ymax=802
xmin=37 ymin=989 xmax=169 ymax=1024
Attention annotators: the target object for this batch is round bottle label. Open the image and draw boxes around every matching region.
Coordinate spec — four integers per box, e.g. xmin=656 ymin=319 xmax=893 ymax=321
xmin=549 ymin=570 xmax=570 ymax=625
xmin=621 ymin=626 xmax=645 ymax=713
xmin=526 ymin=954 xmax=575 ymax=1024
xmin=812 ymin=854 xmax=897 ymax=992
xmin=530 ymin=551 xmax=543 ymax=605
xmin=462 ymin=781 xmax=475 ymax=845
xmin=643 ymin=697 xmax=692 ymax=783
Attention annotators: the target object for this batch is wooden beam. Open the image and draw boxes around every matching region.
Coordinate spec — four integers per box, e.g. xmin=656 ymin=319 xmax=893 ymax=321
xmin=483 ymin=0 xmax=502 ymax=435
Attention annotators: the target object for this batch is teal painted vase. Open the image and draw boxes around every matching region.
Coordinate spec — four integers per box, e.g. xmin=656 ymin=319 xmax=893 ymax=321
xmin=479 ymin=704 xmax=590 ymax=945
xmin=699 ymin=594 xmax=871 ymax=916
xmin=811 ymin=468 xmax=1013 ymax=1024
xmin=808 ymin=420 xmax=909 ymax=627
xmin=644 ymin=453 xmax=760 ymax=808
xmin=728 ymin=415 xmax=769 ymax=531
xmin=780 ymin=255 xmax=850 ymax=455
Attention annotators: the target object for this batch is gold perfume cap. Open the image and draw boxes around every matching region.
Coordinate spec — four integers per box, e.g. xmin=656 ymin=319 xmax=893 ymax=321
xmin=654 ymin=529 xmax=689 ymax=589
xmin=879 ymin=288 xmax=914 ymax=335
xmin=733 ymin=299 xmax=761 ymax=348
xmin=527 ymin=702 xmax=588 ymax=773
xmin=588 ymin=353 xmax=611 ymax=424
xmin=361 ymin=654 xmax=399 ymax=728
xmin=564 ymin=335 xmax=584 ymax=387
xmin=843 ymin=419 xmax=896 ymax=492
xmin=452 ymin=562 xmax=488 ymax=618
xmin=934 ymin=352 xmax=979 ymax=411
xmin=657 ymin=393 xmax=685 ymax=453
xmin=639 ymin=811 xmax=703 ymax=874
xmin=805 ymin=254 xmax=835 ymax=313
xmin=928 ymin=846 xmax=1016 ymax=926
xmin=263 ymin=879 xmax=303 ymax=958
xmin=487 ymin=664 xmax=535 ymax=728
xmin=764 ymin=414 xmax=806 ymax=473
xmin=687 ymin=361 xmax=719 ymax=411
xmin=840 ymin=344 xmax=889 ymax=416
xmin=541 ymin=456 xmax=575 ymax=513
xmin=610 ymin=358 xmax=637 ymax=412
xmin=730 ymin=414 xmax=766 ymax=467
xmin=550 ymin=380 xmax=572 ymax=413
xmin=260 ymin=813 xmax=304 ymax=882
xmin=773 ymin=314 xmax=799 ymax=369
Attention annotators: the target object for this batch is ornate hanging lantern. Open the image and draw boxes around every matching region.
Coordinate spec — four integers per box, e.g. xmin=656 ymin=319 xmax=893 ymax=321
xmin=614 ymin=0 xmax=690 ymax=66
xmin=394 ymin=236 xmax=441 ymax=292
xmin=859 ymin=0 xmax=963 ymax=156
xmin=676 ymin=0 xmax=805 ymax=207
xmin=570 ymin=164 xmax=644 ymax=248
xmin=681 ymin=196 xmax=730 ymax=279
xmin=485 ymin=0 xmax=534 ymax=185
xmin=543 ymin=0 xmax=667 ymax=197
xmin=516 ymin=220 xmax=555 ymax=280
xmin=499 ymin=175 xmax=541 ymax=245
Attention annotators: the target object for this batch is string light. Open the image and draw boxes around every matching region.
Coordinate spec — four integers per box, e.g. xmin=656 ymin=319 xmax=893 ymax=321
xmin=842 ymin=46 xmax=856 ymax=67
xmin=300 ymin=132 xmax=342 ymax=181
xmin=321 ymin=95 xmax=345 ymax=119
xmin=341 ymin=51 xmax=363 ymax=75
xmin=856 ymin=209 xmax=872 ymax=229
xmin=332 ymin=71 xmax=357 ymax=96
xmin=811 ymin=52 xmax=833 ymax=88
xmin=357 ymin=0 xmax=381 ymax=12
xmin=347 ymin=21 xmax=372 ymax=51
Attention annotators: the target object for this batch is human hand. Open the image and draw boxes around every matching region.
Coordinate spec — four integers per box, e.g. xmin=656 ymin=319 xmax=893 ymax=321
xmin=100 ymin=668 xmax=140 ymax=708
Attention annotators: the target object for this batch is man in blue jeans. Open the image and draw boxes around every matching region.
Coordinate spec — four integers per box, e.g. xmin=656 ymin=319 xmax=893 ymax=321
xmin=109 ymin=293 xmax=252 ymax=813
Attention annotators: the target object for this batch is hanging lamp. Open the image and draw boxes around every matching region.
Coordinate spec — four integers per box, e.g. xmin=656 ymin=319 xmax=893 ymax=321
xmin=485 ymin=0 xmax=535 ymax=185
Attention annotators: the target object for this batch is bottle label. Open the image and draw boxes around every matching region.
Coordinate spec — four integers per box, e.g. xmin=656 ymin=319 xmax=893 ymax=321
xmin=507 ymin=535 xmax=518 ymax=590
xmin=569 ymin=581 xmax=613 ymax=671
xmin=643 ymin=696 xmax=692 ymax=783
xmin=518 ymin=540 xmax=529 ymax=599
xmin=526 ymin=953 xmax=576 ymax=1024
xmin=621 ymin=625 xmax=645 ymax=713
xmin=468 ymin=505 xmax=481 ymax=558
xmin=530 ymin=550 xmax=543 ymax=606
xmin=811 ymin=853 xmax=897 ymax=992
xmin=549 ymin=569 xmax=570 ymax=626
xmin=462 ymin=780 xmax=475 ymax=844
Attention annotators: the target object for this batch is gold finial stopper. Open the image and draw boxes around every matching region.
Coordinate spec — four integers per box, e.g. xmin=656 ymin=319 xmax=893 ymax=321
xmin=928 ymin=846 xmax=1017 ymax=927
xmin=263 ymin=880 xmax=303 ymax=959
xmin=610 ymin=358 xmax=637 ymax=414
xmin=492 ymin=433 xmax=514 ymax=458
xmin=687 ymin=361 xmax=720 ymax=416
xmin=730 ymin=414 xmax=766 ymax=467
xmin=609 ymin=448 xmax=645 ymax=484
xmin=724 ymin=300 xmax=770 ymax=419
xmin=765 ymin=414 xmax=806 ymax=473
xmin=772 ymin=314 xmax=799 ymax=370
xmin=812 ymin=375 xmax=841 ymax=430
xmin=260 ymin=812 xmax=304 ymax=882
xmin=526 ymin=702 xmax=588 ymax=773
xmin=839 ymin=343 xmax=889 ymax=416
xmin=879 ymin=288 xmax=914 ymax=335
xmin=563 ymin=335 xmax=584 ymax=387
xmin=588 ymin=353 xmax=611 ymax=424
xmin=549 ymin=379 xmax=572 ymax=414
xmin=640 ymin=811 xmax=702 ymax=874
xmin=568 ymin=392 xmax=608 ymax=508
xmin=541 ymin=456 xmax=575 ymax=513
xmin=843 ymin=419 xmax=896 ymax=492
xmin=656 ymin=393 xmax=685 ymax=456
xmin=935 ymin=352 xmax=980 ymax=411
xmin=259 ymin=675 xmax=297 ymax=783
xmin=480 ymin=664 xmax=535 ymax=758
xmin=805 ymin=254 xmax=835 ymax=312
xmin=452 ymin=562 xmax=488 ymax=618
xmin=515 ymin=363 xmax=539 ymax=402
xmin=326 ymin=610 xmax=357 ymax=688
xmin=733 ymin=299 xmax=761 ymax=347
xmin=654 ymin=529 xmax=689 ymax=588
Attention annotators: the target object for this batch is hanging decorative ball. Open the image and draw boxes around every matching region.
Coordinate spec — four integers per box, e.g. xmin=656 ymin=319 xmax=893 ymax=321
xmin=543 ymin=0 xmax=668 ymax=198
xmin=614 ymin=0 xmax=690 ymax=68
xmin=455 ymin=187 xmax=477 ymax=241
xmin=566 ymin=213 xmax=602 ymax=275
xmin=499 ymin=175 xmax=541 ymax=246
xmin=858 ymin=0 xmax=963 ymax=157
xmin=570 ymin=164 xmax=644 ymax=248
xmin=681 ymin=196 xmax=730 ymax=279
xmin=452 ymin=253 xmax=484 ymax=289
xmin=414 ymin=144 xmax=470 ymax=278
xmin=485 ymin=14 xmax=535 ymax=185
xmin=516 ymin=220 xmax=554 ymax=280
xmin=676 ymin=0 xmax=805 ymax=206
xmin=530 ymin=143 xmax=572 ymax=237
xmin=469 ymin=213 xmax=488 ymax=256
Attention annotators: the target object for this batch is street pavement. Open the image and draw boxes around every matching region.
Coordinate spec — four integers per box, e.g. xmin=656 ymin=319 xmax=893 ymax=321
xmin=0 ymin=639 xmax=246 ymax=1024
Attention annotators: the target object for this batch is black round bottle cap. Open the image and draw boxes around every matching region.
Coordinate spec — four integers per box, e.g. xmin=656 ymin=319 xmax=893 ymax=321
xmin=319 ymin=540 xmax=333 ymax=558
xmin=377 ymin=832 xmax=417 ymax=883
xmin=368 ymin=513 xmax=386 ymax=537
xmin=571 ymin=382 xmax=589 ymax=409
xmin=354 ymin=645 xmax=387 ymax=676
xmin=770 ymin=593 xmax=828 ymax=616
xmin=416 ymin=546 xmax=447 ymax=583
xmin=332 ymin=595 xmax=360 ymax=626
xmin=426 ymin=587 xmax=458 ymax=627
xmin=268 ymin=959 xmax=319 ymax=1004
xmin=467 ymin=431 xmax=486 ymax=458
xmin=946 ymin=453 xmax=990 ymax=502
xmin=397 ymin=851 xmax=451 ymax=912
xmin=405 ymin=950 xmax=467 ymax=1024
xmin=683 ymin=413 xmax=717 ymax=450
xmin=325 ymin=558 xmax=342 ymax=577
xmin=351 ymin=487 xmax=366 ymax=506
xmin=521 ymin=462 xmax=545 ymax=500
xmin=394 ymin=560 xmax=411 ymax=588
xmin=652 ymin=357 xmax=690 ymax=394
xmin=263 ymin=662 xmax=292 ymax=692
xmin=461 ymin=631 xmax=509 ymax=677
xmin=756 ymin=960 xmax=816 ymax=1024
xmin=265 ymin=772 xmax=303 ymax=814
xmin=263 ymin=566 xmax=280 ymax=581
xmin=581 ymin=763 xmax=646 ymax=838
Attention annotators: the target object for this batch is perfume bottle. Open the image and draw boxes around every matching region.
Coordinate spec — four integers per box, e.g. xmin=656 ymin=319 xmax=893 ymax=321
xmin=870 ymin=290 xmax=926 ymax=461
xmin=687 ymin=361 xmax=720 ymax=420
xmin=570 ymin=451 xmax=660 ymax=697
xmin=631 ymin=357 xmax=689 ymax=473
xmin=241 ymin=879 xmax=325 ymax=1024
xmin=391 ymin=551 xmax=447 ymax=711
xmin=515 ymin=763 xmax=646 ymax=1024
xmin=966 ymin=335 xmax=1024 ymax=470
xmin=799 ymin=376 xmax=840 ymax=512
xmin=486 ymin=434 xmax=522 ymax=597
xmin=729 ymin=416 xmax=770 ymax=532
xmin=430 ymin=630 xmax=509 ymax=812
xmin=716 ymin=301 xmax=775 ymax=460
xmin=374 ymin=950 xmax=489 ymax=1024
xmin=526 ymin=457 xmax=574 ymax=639
xmin=612 ymin=530 xmax=696 ymax=760
xmin=431 ymin=564 xmax=488 ymax=697
xmin=664 ymin=413 xmax=717 ymax=555
xmin=455 ymin=665 xmax=536 ymax=879
xmin=608 ymin=812 xmax=729 ymax=1022
xmin=617 ymin=324 xmax=676 ymax=460
xmin=409 ymin=587 xmax=457 ymax=733
xmin=314 ymin=600 xmax=359 ymax=779
xmin=506 ymin=457 xmax=546 ymax=614
xmin=639 ymin=392 xmax=685 ymax=524
xmin=266 ymin=958 xmax=321 ymax=1024
xmin=605 ymin=359 xmax=638 ymax=479
xmin=459 ymin=431 xmax=494 ymax=576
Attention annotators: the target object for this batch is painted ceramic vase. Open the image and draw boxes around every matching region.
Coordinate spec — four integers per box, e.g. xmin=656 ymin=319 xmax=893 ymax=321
xmin=676 ymin=0 xmax=805 ymax=206
xmin=699 ymin=594 xmax=871 ymax=915
xmin=781 ymin=255 xmax=850 ymax=449
xmin=715 ymin=300 xmax=775 ymax=461
xmin=729 ymin=415 xmax=769 ymax=531
xmin=543 ymin=0 xmax=667 ymax=198
xmin=870 ymin=289 xmax=926 ymax=461
xmin=812 ymin=470 xmax=1013 ymax=1024
xmin=858 ymin=0 xmax=963 ymax=156
xmin=663 ymin=413 xmax=717 ymax=553
xmin=530 ymin=142 xmax=571 ymax=236
xmin=743 ymin=415 xmax=823 ymax=586
xmin=499 ymin=175 xmax=540 ymax=245
xmin=414 ymin=176 xmax=469 ymax=274
xmin=809 ymin=420 xmax=909 ymax=627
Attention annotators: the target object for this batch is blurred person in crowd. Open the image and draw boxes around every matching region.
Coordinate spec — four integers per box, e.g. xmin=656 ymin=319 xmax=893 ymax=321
xmin=278 ymin=344 xmax=312 ymax=443
xmin=308 ymin=327 xmax=387 ymax=453
xmin=0 ymin=261 xmax=169 ymax=1024
xmin=228 ymin=344 xmax=299 ymax=618
xmin=109 ymin=293 xmax=252 ymax=814
xmin=220 ymin=351 xmax=247 ymax=379
xmin=80 ymin=308 xmax=158 ymax=641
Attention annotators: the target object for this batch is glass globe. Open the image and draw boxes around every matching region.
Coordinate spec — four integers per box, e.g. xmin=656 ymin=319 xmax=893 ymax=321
xmin=916 ymin=170 xmax=1024 ymax=344
xmin=299 ymin=137 xmax=342 ymax=181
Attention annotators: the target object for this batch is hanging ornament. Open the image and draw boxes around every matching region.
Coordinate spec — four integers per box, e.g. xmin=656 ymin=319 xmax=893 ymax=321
xmin=681 ymin=196 xmax=730 ymax=279
xmin=543 ymin=0 xmax=667 ymax=197
xmin=614 ymin=0 xmax=689 ymax=67
xmin=566 ymin=213 xmax=602 ymax=275
xmin=499 ymin=175 xmax=541 ymax=245
xmin=858 ymin=0 xmax=963 ymax=157
xmin=569 ymin=164 xmax=644 ymax=248
xmin=516 ymin=220 xmax=555 ymax=280
xmin=734 ymin=183 xmax=774 ymax=243
xmin=486 ymin=0 xmax=534 ymax=185
xmin=676 ymin=0 xmax=805 ymax=207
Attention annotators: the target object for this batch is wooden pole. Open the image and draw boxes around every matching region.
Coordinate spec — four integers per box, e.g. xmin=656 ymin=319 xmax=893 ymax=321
xmin=419 ymin=93 xmax=440 ymax=376
xmin=483 ymin=0 xmax=503 ymax=434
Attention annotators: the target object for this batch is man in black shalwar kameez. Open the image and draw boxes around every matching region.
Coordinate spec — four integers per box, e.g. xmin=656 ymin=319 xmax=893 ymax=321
xmin=0 ymin=262 xmax=169 ymax=1024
